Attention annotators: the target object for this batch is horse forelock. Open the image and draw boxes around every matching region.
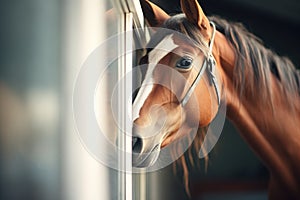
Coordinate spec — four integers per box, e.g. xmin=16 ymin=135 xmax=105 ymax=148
xmin=163 ymin=14 xmax=209 ymax=56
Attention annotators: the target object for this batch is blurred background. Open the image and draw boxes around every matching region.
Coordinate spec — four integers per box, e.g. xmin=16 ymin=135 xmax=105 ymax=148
xmin=0 ymin=0 xmax=299 ymax=200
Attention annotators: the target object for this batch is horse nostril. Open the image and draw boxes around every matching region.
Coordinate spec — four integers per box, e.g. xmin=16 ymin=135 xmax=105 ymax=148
xmin=132 ymin=137 xmax=143 ymax=153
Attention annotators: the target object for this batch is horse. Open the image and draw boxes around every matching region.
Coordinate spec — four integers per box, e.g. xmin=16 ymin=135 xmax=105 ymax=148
xmin=132 ymin=0 xmax=300 ymax=199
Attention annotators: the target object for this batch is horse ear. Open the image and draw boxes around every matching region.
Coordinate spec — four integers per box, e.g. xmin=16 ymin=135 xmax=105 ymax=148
xmin=180 ymin=0 xmax=210 ymax=33
xmin=140 ymin=0 xmax=170 ymax=27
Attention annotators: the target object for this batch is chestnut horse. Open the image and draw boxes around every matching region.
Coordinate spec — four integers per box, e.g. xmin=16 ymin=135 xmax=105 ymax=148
xmin=132 ymin=0 xmax=300 ymax=199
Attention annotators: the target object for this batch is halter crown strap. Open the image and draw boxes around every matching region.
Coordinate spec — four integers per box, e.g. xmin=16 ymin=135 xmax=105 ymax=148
xmin=180 ymin=21 xmax=221 ymax=107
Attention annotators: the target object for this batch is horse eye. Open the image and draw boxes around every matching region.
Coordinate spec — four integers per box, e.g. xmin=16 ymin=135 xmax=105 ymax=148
xmin=176 ymin=56 xmax=193 ymax=70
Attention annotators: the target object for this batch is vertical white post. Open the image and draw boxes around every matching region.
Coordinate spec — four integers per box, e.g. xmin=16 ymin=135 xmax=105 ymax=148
xmin=118 ymin=12 xmax=133 ymax=200
xmin=125 ymin=12 xmax=133 ymax=200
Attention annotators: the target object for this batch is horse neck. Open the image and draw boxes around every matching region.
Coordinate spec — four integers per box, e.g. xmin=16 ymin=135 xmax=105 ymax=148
xmin=214 ymin=30 xmax=300 ymax=193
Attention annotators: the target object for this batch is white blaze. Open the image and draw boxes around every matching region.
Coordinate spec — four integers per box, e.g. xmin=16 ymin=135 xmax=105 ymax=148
xmin=133 ymin=34 xmax=178 ymax=121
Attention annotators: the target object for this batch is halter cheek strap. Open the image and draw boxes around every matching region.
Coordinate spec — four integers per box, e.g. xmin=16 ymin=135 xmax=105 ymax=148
xmin=180 ymin=21 xmax=221 ymax=107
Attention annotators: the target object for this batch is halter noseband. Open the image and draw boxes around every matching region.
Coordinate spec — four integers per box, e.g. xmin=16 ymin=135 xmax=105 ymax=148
xmin=180 ymin=21 xmax=220 ymax=107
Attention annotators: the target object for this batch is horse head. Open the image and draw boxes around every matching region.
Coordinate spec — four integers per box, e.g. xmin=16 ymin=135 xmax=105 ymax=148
xmin=132 ymin=0 xmax=222 ymax=167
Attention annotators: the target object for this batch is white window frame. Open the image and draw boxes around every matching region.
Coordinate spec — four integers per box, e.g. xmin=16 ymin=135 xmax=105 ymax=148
xmin=114 ymin=0 xmax=146 ymax=200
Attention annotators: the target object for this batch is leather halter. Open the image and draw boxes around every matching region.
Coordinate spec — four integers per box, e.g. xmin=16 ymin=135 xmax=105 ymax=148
xmin=180 ymin=21 xmax=220 ymax=107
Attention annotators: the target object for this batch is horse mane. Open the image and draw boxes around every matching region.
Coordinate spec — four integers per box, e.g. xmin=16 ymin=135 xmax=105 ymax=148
xmin=160 ymin=14 xmax=300 ymax=195
xmin=209 ymin=16 xmax=300 ymax=106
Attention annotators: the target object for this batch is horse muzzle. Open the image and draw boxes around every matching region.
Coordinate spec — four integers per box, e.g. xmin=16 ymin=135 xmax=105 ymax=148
xmin=132 ymin=136 xmax=161 ymax=167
